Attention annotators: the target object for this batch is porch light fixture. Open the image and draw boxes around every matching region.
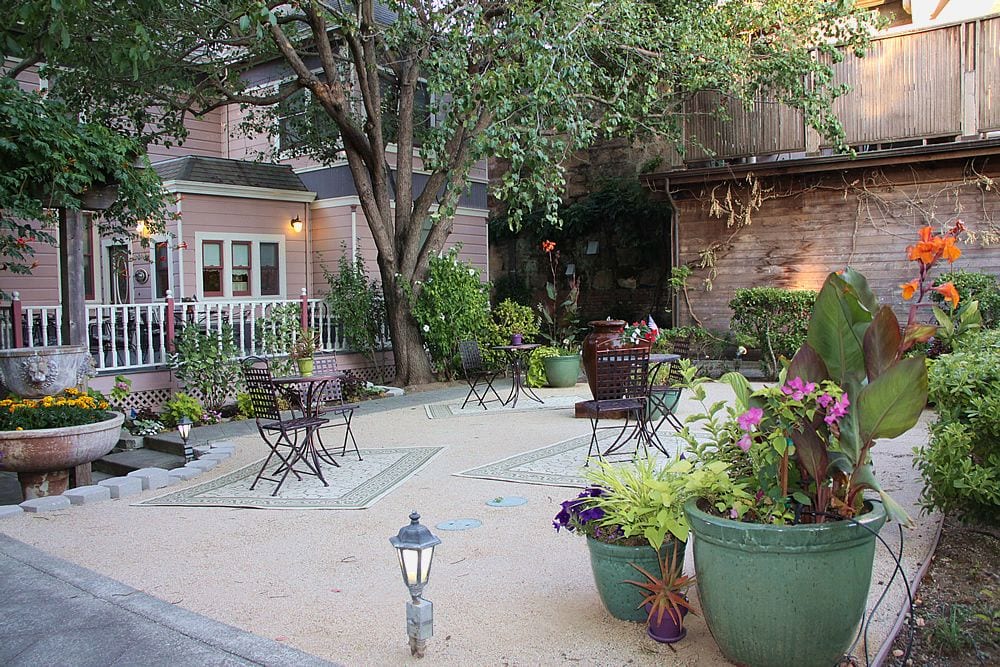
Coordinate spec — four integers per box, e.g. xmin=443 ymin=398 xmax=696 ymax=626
xmin=176 ymin=416 xmax=194 ymax=462
xmin=390 ymin=511 xmax=441 ymax=658
xmin=136 ymin=220 xmax=152 ymax=238
xmin=290 ymin=216 xmax=304 ymax=233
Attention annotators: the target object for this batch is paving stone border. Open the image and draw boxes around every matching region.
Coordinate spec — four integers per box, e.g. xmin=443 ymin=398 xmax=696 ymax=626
xmin=0 ymin=442 xmax=237 ymax=519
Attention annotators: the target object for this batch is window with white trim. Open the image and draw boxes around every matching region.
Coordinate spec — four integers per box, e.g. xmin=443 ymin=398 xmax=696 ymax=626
xmin=196 ymin=235 xmax=286 ymax=299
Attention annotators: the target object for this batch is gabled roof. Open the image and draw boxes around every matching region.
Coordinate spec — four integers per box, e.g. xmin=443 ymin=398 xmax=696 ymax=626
xmin=153 ymin=156 xmax=309 ymax=192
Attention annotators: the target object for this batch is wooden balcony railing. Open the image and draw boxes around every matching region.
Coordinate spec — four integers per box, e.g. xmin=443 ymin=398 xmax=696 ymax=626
xmin=672 ymin=14 xmax=999 ymax=167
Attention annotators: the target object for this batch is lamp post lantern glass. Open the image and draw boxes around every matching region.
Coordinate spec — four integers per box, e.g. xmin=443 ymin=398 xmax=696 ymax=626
xmin=176 ymin=416 xmax=194 ymax=462
xmin=390 ymin=511 xmax=441 ymax=658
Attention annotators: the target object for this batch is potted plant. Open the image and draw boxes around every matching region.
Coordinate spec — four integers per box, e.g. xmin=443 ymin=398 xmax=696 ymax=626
xmin=626 ymin=543 xmax=696 ymax=643
xmin=493 ymin=298 xmax=539 ymax=347
xmin=677 ymin=223 xmax=965 ymax=667
xmin=553 ymin=456 xmax=739 ymax=622
xmin=0 ymin=387 xmax=123 ymax=499
xmin=289 ymin=328 xmax=318 ymax=376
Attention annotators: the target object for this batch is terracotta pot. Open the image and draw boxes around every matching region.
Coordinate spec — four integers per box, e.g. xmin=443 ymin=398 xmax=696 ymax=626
xmin=0 ymin=412 xmax=125 ymax=499
xmin=581 ymin=320 xmax=626 ymax=398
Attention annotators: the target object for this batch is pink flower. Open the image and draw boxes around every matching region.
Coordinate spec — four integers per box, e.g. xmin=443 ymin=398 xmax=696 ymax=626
xmin=781 ymin=377 xmax=816 ymax=401
xmin=737 ymin=407 xmax=764 ymax=431
xmin=729 ymin=508 xmax=739 ymax=519
xmin=816 ymin=393 xmax=834 ymax=408
xmin=824 ymin=394 xmax=850 ymax=425
xmin=737 ymin=434 xmax=753 ymax=452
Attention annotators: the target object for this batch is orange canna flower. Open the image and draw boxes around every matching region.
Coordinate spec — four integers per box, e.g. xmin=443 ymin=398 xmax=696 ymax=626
xmin=541 ymin=240 xmax=556 ymax=253
xmin=933 ymin=282 xmax=960 ymax=308
xmin=918 ymin=226 xmax=934 ymax=242
xmin=941 ymin=236 xmax=961 ymax=263
xmin=900 ymin=279 xmax=919 ymax=301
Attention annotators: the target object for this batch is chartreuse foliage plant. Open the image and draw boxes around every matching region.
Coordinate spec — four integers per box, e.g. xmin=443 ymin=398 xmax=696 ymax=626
xmin=729 ymin=287 xmax=816 ymax=378
xmin=161 ymin=393 xmax=203 ymax=428
xmin=916 ymin=329 xmax=1000 ymax=526
xmin=493 ymin=299 xmax=539 ymax=343
xmin=410 ymin=247 xmax=494 ymax=378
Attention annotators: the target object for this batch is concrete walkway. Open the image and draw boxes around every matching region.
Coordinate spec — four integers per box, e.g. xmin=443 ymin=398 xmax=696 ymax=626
xmin=0 ymin=380 xmax=940 ymax=665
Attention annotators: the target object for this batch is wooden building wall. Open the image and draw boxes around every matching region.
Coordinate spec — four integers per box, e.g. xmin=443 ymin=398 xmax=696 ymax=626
xmin=671 ymin=158 xmax=1000 ymax=332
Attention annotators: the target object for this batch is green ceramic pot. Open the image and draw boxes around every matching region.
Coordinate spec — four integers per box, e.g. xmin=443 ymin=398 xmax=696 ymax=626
xmin=296 ymin=357 xmax=314 ymax=377
xmin=585 ymin=536 xmax=685 ymax=622
xmin=543 ymin=354 xmax=580 ymax=388
xmin=684 ymin=499 xmax=887 ymax=667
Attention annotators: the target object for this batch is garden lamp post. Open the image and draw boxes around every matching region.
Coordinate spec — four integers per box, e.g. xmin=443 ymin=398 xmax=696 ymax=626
xmin=176 ymin=416 xmax=194 ymax=462
xmin=389 ymin=511 xmax=441 ymax=658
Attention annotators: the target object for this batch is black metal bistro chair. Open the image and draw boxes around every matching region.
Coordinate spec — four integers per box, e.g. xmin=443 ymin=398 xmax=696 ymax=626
xmin=647 ymin=336 xmax=692 ymax=447
xmin=309 ymin=354 xmax=362 ymax=463
xmin=458 ymin=340 xmax=505 ymax=410
xmin=241 ymin=357 xmax=329 ymax=496
xmin=577 ymin=346 xmax=653 ymax=463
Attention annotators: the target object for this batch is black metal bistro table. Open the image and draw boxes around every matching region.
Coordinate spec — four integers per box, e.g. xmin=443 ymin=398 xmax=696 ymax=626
xmin=270 ymin=371 xmax=343 ymax=481
xmin=646 ymin=353 xmax=682 ymax=452
xmin=492 ymin=343 xmax=544 ymax=409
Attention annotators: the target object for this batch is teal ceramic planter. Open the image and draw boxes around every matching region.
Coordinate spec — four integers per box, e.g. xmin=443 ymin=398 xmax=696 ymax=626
xmin=543 ymin=354 xmax=580 ymax=388
xmin=585 ymin=537 xmax=685 ymax=622
xmin=684 ymin=499 xmax=886 ymax=667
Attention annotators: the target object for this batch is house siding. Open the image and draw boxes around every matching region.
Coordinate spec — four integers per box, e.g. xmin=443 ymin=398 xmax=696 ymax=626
xmin=670 ymin=158 xmax=1000 ymax=332
xmin=176 ymin=195 xmax=310 ymax=300
xmin=147 ymin=109 xmax=225 ymax=162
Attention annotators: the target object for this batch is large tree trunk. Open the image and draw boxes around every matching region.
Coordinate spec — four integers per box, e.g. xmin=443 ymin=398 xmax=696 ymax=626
xmin=382 ymin=272 xmax=435 ymax=387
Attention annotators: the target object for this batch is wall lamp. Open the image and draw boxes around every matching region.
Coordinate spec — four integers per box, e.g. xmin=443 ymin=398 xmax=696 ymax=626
xmin=290 ymin=216 xmax=304 ymax=233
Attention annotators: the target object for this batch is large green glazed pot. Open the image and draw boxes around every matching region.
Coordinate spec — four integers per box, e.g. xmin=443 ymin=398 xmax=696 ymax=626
xmin=543 ymin=354 xmax=581 ymax=388
xmin=684 ymin=499 xmax=886 ymax=667
xmin=586 ymin=536 xmax=686 ymax=622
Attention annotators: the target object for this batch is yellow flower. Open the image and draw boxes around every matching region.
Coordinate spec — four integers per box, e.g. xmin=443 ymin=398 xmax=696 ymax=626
xmin=15 ymin=427 xmax=23 ymax=431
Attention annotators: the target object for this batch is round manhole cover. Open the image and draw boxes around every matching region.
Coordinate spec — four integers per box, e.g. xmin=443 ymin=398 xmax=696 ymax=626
xmin=435 ymin=519 xmax=482 ymax=531
xmin=486 ymin=496 xmax=527 ymax=507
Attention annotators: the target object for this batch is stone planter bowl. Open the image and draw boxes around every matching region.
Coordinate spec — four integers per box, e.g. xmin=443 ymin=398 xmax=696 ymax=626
xmin=0 ymin=412 xmax=124 ymax=499
xmin=0 ymin=345 xmax=95 ymax=398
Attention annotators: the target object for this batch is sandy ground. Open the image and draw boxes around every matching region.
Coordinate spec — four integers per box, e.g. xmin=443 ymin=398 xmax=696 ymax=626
xmin=0 ymin=381 xmax=939 ymax=666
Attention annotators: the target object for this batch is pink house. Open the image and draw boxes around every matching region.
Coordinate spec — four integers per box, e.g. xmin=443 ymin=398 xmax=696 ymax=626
xmin=2 ymin=66 xmax=490 ymax=407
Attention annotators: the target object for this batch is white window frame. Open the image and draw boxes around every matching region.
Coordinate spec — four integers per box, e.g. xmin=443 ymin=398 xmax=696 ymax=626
xmin=193 ymin=232 xmax=287 ymax=300
xmin=149 ymin=235 xmax=172 ymax=301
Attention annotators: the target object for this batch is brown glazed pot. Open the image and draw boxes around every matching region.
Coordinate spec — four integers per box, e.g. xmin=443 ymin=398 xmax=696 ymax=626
xmin=0 ymin=412 xmax=124 ymax=499
xmin=581 ymin=320 xmax=627 ymax=398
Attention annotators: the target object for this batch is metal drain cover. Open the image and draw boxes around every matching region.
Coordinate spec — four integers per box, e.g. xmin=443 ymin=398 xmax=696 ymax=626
xmin=486 ymin=496 xmax=527 ymax=507
xmin=435 ymin=518 xmax=482 ymax=531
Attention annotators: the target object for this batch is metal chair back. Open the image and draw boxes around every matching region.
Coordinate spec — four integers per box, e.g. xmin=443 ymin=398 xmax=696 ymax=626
xmin=241 ymin=357 xmax=282 ymax=421
xmin=458 ymin=340 xmax=487 ymax=372
xmin=594 ymin=347 xmax=650 ymax=401
xmin=313 ymin=354 xmax=345 ymax=403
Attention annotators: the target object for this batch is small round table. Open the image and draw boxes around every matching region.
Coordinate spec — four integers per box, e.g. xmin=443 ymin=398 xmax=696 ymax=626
xmin=492 ymin=343 xmax=544 ymax=408
xmin=271 ymin=372 xmax=342 ymax=480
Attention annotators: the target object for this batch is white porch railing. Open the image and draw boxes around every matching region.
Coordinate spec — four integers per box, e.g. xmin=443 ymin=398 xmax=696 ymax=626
xmin=1 ymin=290 xmax=364 ymax=373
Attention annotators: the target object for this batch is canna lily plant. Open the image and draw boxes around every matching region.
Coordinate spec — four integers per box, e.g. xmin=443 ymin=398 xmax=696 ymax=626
xmin=693 ymin=223 xmax=966 ymax=526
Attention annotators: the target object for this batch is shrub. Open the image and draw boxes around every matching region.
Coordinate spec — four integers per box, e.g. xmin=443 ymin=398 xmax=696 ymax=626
xmin=915 ymin=329 xmax=1000 ymax=526
xmin=411 ymin=246 xmax=495 ymax=378
xmin=161 ymin=392 xmax=204 ymax=428
xmin=170 ymin=322 xmax=241 ymax=411
xmin=933 ymin=270 xmax=1000 ymax=328
xmin=324 ymin=248 xmax=387 ymax=379
xmin=493 ymin=299 xmax=539 ymax=342
xmin=235 ymin=392 xmax=254 ymax=419
xmin=729 ymin=287 xmax=816 ymax=378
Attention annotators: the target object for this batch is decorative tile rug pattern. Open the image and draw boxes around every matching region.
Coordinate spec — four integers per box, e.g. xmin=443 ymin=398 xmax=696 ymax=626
xmin=454 ymin=432 xmax=690 ymax=488
xmin=424 ymin=394 xmax=585 ymax=419
xmin=136 ymin=447 xmax=442 ymax=510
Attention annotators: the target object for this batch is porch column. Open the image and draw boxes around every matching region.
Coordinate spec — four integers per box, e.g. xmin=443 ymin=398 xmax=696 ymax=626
xmin=59 ymin=208 xmax=88 ymax=346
